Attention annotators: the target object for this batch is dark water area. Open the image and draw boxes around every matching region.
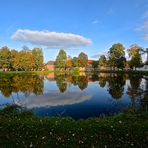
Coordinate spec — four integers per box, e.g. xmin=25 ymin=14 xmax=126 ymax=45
xmin=0 ymin=73 xmax=148 ymax=119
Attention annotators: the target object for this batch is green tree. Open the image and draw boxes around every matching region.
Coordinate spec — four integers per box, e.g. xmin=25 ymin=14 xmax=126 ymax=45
xmin=78 ymin=52 xmax=88 ymax=67
xmin=19 ymin=50 xmax=35 ymax=71
xmin=117 ymin=56 xmax=126 ymax=70
xmin=98 ymin=55 xmax=106 ymax=66
xmin=32 ymin=48 xmax=43 ymax=70
xmin=72 ymin=57 xmax=79 ymax=67
xmin=11 ymin=49 xmax=20 ymax=70
xmin=108 ymin=43 xmax=125 ymax=70
xmin=66 ymin=59 xmax=72 ymax=70
xmin=55 ymin=49 xmax=67 ymax=69
xmin=0 ymin=46 xmax=11 ymax=70
xmin=128 ymin=45 xmax=142 ymax=70
xmin=92 ymin=61 xmax=99 ymax=68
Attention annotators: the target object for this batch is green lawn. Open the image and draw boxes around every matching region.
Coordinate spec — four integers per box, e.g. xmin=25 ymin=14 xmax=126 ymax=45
xmin=0 ymin=106 xmax=148 ymax=147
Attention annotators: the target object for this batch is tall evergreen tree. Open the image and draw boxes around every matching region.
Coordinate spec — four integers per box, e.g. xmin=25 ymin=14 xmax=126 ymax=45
xmin=32 ymin=48 xmax=43 ymax=70
xmin=55 ymin=49 xmax=67 ymax=69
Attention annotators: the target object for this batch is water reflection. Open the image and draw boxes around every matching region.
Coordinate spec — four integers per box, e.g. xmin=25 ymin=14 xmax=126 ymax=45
xmin=140 ymin=78 xmax=148 ymax=111
xmin=55 ymin=75 xmax=88 ymax=92
xmin=127 ymin=76 xmax=142 ymax=108
xmin=0 ymin=73 xmax=148 ymax=118
xmin=15 ymin=91 xmax=90 ymax=109
xmin=0 ymin=75 xmax=44 ymax=98
xmin=55 ymin=75 xmax=67 ymax=93
xmin=107 ymin=75 xmax=125 ymax=100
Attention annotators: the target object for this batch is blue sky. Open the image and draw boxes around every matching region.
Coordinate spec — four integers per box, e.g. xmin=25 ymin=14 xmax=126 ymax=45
xmin=0 ymin=0 xmax=148 ymax=62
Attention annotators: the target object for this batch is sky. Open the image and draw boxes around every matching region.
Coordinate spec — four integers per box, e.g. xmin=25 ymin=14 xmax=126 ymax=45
xmin=0 ymin=0 xmax=148 ymax=63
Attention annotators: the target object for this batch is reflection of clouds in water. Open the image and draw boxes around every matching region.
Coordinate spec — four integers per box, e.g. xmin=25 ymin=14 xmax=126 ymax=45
xmin=15 ymin=91 xmax=91 ymax=109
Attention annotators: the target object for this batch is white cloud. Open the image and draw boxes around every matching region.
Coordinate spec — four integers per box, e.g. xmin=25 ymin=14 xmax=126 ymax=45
xmin=136 ymin=21 xmax=148 ymax=31
xmin=92 ymin=20 xmax=99 ymax=24
xmin=136 ymin=21 xmax=148 ymax=40
xmin=11 ymin=29 xmax=92 ymax=49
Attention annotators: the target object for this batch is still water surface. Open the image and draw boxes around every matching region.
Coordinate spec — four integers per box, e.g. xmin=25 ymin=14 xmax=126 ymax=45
xmin=0 ymin=73 xmax=147 ymax=119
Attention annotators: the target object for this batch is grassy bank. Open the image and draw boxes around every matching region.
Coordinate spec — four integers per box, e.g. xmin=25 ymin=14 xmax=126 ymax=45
xmin=0 ymin=69 xmax=148 ymax=76
xmin=98 ymin=70 xmax=148 ymax=75
xmin=0 ymin=70 xmax=53 ymax=76
xmin=0 ymin=106 xmax=148 ymax=147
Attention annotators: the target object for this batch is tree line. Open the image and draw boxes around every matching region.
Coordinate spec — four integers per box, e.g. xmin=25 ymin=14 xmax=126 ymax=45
xmin=55 ymin=43 xmax=148 ymax=70
xmin=0 ymin=43 xmax=148 ymax=71
xmin=0 ymin=46 xmax=43 ymax=71
xmin=55 ymin=49 xmax=88 ymax=70
xmin=99 ymin=43 xmax=148 ymax=70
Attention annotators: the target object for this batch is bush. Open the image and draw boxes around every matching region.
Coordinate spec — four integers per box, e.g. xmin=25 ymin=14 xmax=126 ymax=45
xmin=72 ymin=67 xmax=80 ymax=75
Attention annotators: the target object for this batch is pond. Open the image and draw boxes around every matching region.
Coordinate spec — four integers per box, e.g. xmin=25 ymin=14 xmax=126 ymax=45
xmin=0 ymin=73 xmax=148 ymax=119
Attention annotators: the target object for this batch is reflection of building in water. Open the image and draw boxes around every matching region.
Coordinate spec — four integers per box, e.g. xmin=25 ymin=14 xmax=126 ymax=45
xmin=99 ymin=64 xmax=130 ymax=71
xmin=99 ymin=66 xmax=112 ymax=71
xmin=45 ymin=73 xmax=55 ymax=80
xmin=98 ymin=73 xmax=118 ymax=78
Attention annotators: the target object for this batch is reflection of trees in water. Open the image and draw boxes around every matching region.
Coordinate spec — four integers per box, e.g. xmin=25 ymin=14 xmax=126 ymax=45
xmin=0 ymin=75 xmax=44 ymax=98
xmin=55 ymin=75 xmax=88 ymax=91
xmin=140 ymin=79 xmax=148 ymax=111
xmin=99 ymin=74 xmax=126 ymax=100
xmin=55 ymin=75 xmax=67 ymax=93
xmin=78 ymin=76 xmax=88 ymax=90
xmin=54 ymin=74 xmax=148 ymax=110
xmin=0 ymin=75 xmax=13 ymax=97
xmin=127 ymin=76 xmax=142 ymax=107
xmin=98 ymin=77 xmax=107 ymax=88
xmin=107 ymin=75 xmax=125 ymax=100
xmin=141 ymin=94 xmax=148 ymax=111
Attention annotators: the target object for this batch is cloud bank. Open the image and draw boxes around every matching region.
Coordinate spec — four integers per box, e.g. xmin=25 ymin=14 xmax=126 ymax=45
xmin=11 ymin=29 xmax=92 ymax=48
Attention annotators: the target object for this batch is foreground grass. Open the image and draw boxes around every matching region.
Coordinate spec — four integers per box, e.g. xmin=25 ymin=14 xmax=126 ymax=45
xmin=0 ymin=107 xmax=148 ymax=147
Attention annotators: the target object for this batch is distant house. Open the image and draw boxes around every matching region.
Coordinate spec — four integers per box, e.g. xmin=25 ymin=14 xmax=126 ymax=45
xmin=44 ymin=61 xmax=55 ymax=71
xmin=99 ymin=66 xmax=112 ymax=70
xmin=137 ymin=65 xmax=148 ymax=71
xmin=87 ymin=60 xmax=94 ymax=70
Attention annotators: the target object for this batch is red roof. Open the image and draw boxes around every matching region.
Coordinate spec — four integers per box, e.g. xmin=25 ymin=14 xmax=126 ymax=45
xmin=88 ymin=60 xmax=94 ymax=64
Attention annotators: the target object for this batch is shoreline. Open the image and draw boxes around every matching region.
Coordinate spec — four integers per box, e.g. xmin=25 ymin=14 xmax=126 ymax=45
xmin=0 ymin=69 xmax=148 ymax=76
